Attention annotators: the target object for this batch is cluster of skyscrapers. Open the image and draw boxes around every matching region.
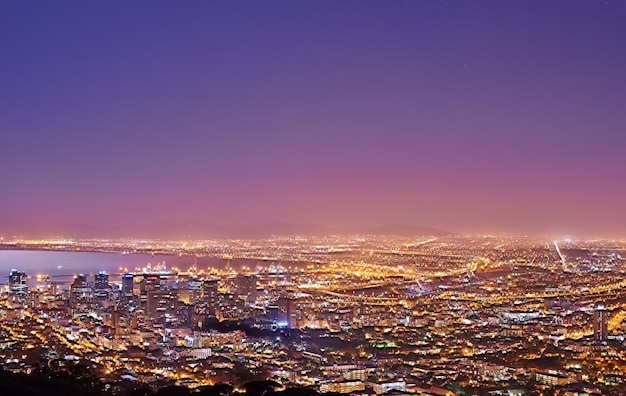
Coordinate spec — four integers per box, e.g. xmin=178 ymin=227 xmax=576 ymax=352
xmin=7 ymin=268 xmax=268 ymax=332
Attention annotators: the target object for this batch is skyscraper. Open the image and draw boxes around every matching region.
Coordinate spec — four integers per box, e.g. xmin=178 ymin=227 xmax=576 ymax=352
xmin=593 ymin=304 xmax=608 ymax=342
xmin=94 ymin=271 xmax=110 ymax=301
xmin=277 ymin=295 xmax=300 ymax=329
xmin=9 ymin=269 xmax=28 ymax=296
xmin=202 ymin=279 xmax=219 ymax=316
xmin=70 ymin=274 xmax=90 ymax=307
xmin=139 ymin=274 xmax=161 ymax=308
xmin=146 ymin=289 xmax=179 ymax=323
xmin=121 ymin=274 xmax=134 ymax=304
xmin=236 ymin=274 xmax=257 ymax=303
xmin=181 ymin=278 xmax=203 ymax=305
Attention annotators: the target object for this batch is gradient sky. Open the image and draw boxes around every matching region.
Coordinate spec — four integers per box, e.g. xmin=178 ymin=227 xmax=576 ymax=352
xmin=2 ymin=1 xmax=626 ymax=237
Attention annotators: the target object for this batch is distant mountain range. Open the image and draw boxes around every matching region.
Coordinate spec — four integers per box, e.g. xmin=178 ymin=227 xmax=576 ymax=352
xmin=0 ymin=221 xmax=450 ymax=239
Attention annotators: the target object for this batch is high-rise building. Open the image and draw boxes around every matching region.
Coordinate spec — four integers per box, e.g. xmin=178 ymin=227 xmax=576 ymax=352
xmin=593 ymin=304 xmax=609 ymax=341
xmin=9 ymin=269 xmax=28 ymax=296
xmin=130 ymin=309 xmax=146 ymax=330
xmin=121 ymin=274 xmax=135 ymax=303
xmin=277 ymin=295 xmax=301 ymax=329
xmin=139 ymin=274 xmax=162 ymax=308
xmin=236 ymin=274 xmax=257 ymax=303
xmin=141 ymin=275 xmax=162 ymax=291
xmin=188 ymin=278 xmax=203 ymax=302
xmin=94 ymin=271 xmax=110 ymax=301
xmin=202 ymin=279 xmax=219 ymax=316
xmin=146 ymin=289 xmax=179 ymax=323
xmin=70 ymin=274 xmax=91 ymax=307
xmin=28 ymin=290 xmax=43 ymax=309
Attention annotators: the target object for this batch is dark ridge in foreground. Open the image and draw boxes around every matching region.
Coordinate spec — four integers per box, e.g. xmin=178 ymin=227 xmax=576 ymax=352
xmin=0 ymin=369 xmax=324 ymax=396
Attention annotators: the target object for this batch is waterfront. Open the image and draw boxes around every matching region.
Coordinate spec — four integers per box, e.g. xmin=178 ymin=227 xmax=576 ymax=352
xmin=0 ymin=250 xmax=304 ymax=287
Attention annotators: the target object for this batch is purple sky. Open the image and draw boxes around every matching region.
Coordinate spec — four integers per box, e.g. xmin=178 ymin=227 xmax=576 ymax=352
xmin=1 ymin=1 xmax=625 ymax=237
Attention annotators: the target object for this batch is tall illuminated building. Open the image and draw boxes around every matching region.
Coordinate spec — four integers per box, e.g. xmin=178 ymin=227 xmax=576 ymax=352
xmin=94 ymin=271 xmax=110 ymax=300
xmin=277 ymin=295 xmax=301 ymax=329
xmin=187 ymin=278 xmax=203 ymax=303
xmin=139 ymin=274 xmax=162 ymax=308
xmin=593 ymin=304 xmax=608 ymax=341
xmin=236 ymin=274 xmax=257 ymax=303
xmin=9 ymin=269 xmax=28 ymax=296
xmin=121 ymin=274 xmax=135 ymax=303
xmin=146 ymin=289 xmax=179 ymax=323
xmin=70 ymin=274 xmax=90 ymax=307
xmin=202 ymin=279 xmax=219 ymax=316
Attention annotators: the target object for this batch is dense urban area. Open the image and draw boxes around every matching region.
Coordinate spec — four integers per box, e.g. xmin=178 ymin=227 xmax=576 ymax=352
xmin=2 ymin=234 xmax=626 ymax=396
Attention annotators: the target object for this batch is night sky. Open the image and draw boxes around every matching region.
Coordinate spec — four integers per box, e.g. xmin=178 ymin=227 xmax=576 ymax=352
xmin=2 ymin=1 xmax=625 ymax=237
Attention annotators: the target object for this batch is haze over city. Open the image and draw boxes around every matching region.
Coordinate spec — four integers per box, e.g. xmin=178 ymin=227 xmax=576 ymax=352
xmin=2 ymin=1 xmax=625 ymax=238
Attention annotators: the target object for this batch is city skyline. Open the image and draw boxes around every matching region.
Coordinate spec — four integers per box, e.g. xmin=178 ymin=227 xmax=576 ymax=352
xmin=2 ymin=233 xmax=626 ymax=395
xmin=2 ymin=1 xmax=626 ymax=238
